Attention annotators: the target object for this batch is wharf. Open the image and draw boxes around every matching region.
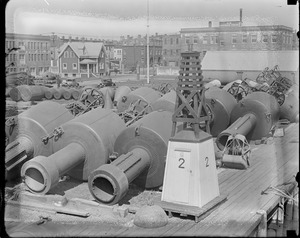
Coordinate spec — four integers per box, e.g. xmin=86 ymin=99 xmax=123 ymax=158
xmin=4 ymin=123 xmax=299 ymax=237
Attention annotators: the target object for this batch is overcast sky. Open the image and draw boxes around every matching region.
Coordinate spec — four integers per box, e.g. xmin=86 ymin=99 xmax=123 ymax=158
xmin=5 ymin=0 xmax=299 ymax=40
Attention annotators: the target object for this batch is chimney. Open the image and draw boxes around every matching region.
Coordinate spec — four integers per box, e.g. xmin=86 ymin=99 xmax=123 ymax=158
xmin=240 ymin=8 xmax=243 ymax=24
xmin=208 ymin=21 xmax=212 ymax=27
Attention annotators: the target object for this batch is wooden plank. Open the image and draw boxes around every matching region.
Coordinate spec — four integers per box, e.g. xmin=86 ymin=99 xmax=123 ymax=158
xmin=225 ymin=164 xmax=297 ymax=236
xmin=182 ymin=147 xmax=296 ymax=236
xmin=210 ymin=157 xmax=297 ymax=234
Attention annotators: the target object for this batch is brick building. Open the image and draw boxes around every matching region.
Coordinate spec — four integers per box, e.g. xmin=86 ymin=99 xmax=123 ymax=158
xmin=117 ymin=34 xmax=163 ymax=71
xmin=161 ymin=34 xmax=182 ymax=67
xmin=180 ymin=24 xmax=295 ymax=56
xmin=5 ymin=33 xmax=52 ymax=76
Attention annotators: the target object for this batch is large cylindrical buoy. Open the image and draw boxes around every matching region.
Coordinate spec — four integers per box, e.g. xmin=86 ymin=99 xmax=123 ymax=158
xmin=53 ymin=87 xmax=67 ymax=100
xmin=152 ymin=90 xmax=176 ymax=113
xmin=21 ymin=108 xmax=126 ymax=194
xmin=88 ymin=110 xmax=173 ymax=205
xmin=5 ymin=101 xmax=74 ymax=180
xmin=216 ymin=92 xmax=280 ymax=150
xmin=205 ymin=87 xmax=237 ymax=137
xmin=19 ymin=85 xmax=46 ymax=101
xmin=113 ymin=86 xmax=131 ymax=106
xmin=117 ymin=87 xmax=161 ymax=113
xmin=44 ymin=87 xmax=56 ymax=100
xmin=69 ymin=88 xmax=81 ymax=100
xmin=9 ymin=86 xmax=23 ymax=101
xmin=279 ymin=85 xmax=299 ymax=123
xmin=62 ymin=88 xmax=72 ymax=100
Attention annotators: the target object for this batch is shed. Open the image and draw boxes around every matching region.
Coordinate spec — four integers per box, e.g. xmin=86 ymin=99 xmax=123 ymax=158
xmin=201 ymin=50 xmax=299 ymax=84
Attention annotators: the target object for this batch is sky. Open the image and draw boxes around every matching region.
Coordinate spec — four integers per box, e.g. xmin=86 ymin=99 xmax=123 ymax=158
xmin=5 ymin=0 xmax=299 ymax=40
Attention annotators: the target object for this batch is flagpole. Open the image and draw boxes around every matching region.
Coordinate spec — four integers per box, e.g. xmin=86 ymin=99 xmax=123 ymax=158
xmin=146 ymin=0 xmax=150 ymax=84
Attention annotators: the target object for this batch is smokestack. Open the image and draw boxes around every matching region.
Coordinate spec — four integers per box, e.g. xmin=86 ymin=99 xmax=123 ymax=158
xmin=208 ymin=21 xmax=212 ymax=27
xmin=240 ymin=8 xmax=243 ymax=24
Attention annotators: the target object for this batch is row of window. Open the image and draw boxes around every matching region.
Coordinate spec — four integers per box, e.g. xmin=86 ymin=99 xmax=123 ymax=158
xmin=62 ymin=63 xmax=105 ymax=70
xmin=64 ymin=51 xmax=76 ymax=58
xmin=6 ymin=40 xmax=49 ymax=50
xmin=7 ymin=53 xmax=50 ymax=62
xmin=7 ymin=66 xmax=49 ymax=74
xmin=28 ymin=53 xmax=49 ymax=61
xmin=164 ymin=38 xmax=180 ymax=45
xmin=63 ymin=63 xmax=77 ymax=70
xmin=185 ymin=34 xmax=291 ymax=45
xmin=164 ymin=49 xmax=181 ymax=55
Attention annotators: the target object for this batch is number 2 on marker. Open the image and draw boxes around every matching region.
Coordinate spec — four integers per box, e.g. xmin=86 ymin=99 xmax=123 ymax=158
xmin=178 ymin=158 xmax=185 ymax=168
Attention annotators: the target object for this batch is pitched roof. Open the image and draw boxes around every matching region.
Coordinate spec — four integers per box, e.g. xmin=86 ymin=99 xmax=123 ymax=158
xmin=58 ymin=42 xmax=105 ymax=58
xmin=201 ymin=50 xmax=299 ymax=72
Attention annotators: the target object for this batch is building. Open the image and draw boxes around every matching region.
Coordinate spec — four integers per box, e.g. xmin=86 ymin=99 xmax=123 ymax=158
xmin=57 ymin=41 xmax=107 ymax=78
xmin=201 ymin=50 xmax=299 ymax=84
xmin=161 ymin=33 xmax=182 ymax=67
xmin=179 ymin=9 xmax=295 ymax=60
xmin=5 ymin=33 xmax=52 ymax=76
xmin=180 ymin=24 xmax=295 ymax=57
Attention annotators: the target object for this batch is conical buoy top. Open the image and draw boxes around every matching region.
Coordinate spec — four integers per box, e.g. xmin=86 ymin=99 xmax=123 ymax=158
xmin=104 ymin=90 xmax=113 ymax=109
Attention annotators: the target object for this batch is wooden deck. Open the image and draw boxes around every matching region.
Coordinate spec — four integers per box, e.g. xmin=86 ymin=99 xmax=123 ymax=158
xmin=4 ymin=123 xmax=299 ymax=237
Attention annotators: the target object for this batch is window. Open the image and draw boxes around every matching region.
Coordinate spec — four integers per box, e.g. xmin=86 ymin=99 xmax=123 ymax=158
xmin=44 ymin=67 xmax=49 ymax=72
xmin=262 ymin=34 xmax=268 ymax=43
xmin=34 ymin=42 xmax=36 ymax=49
xmin=170 ymin=38 xmax=173 ymax=44
xmin=232 ymin=34 xmax=237 ymax=44
xmin=63 ymin=63 xmax=67 ymax=70
xmin=164 ymin=49 xmax=167 ymax=55
xmin=19 ymin=54 xmax=25 ymax=60
xmin=193 ymin=37 xmax=198 ymax=44
xmin=46 ymin=54 xmax=49 ymax=61
xmin=30 ymin=67 xmax=35 ymax=74
xmin=203 ymin=36 xmax=209 ymax=44
xmin=34 ymin=54 xmax=36 ymax=61
xmin=271 ymin=35 xmax=277 ymax=43
xmin=73 ymin=74 xmax=76 ymax=77
xmin=242 ymin=34 xmax=247 ymax=43
xmin=64 ymin=51 xmax=69 ymax=58
xmin=176 ymin=38 xmax=179 ymax=44
xmin=19 ymin=68 xmax=25 ymax=72
xmin=39 ymin=67 xmax=43 ymax=73
xmin=37 ymin=54 xmax=40 ymax=61
xmin=41 ymin=54 xmax=44 ymax=61
xmin=185 ymin=37 xmax=190 ymax=44
xmin=211 ymin=36 xmax=218 ymax=44
xmin=73 ymin=63 xmax=77 ymax=70
xmin=28 ymin=42 xmax=30 ymax=49
xmin=251 ymin=34 xmax=257 ymax=43
xmin=45 ymin=43 xmax=48 ymax=49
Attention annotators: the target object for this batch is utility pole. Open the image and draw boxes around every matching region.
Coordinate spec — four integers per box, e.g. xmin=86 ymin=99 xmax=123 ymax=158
xmin=146 ymin=0 xmax=150 ymax=84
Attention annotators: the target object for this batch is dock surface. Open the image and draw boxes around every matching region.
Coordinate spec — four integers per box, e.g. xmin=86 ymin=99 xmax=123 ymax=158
xmin=4 ymin=123 xmax=299 ymax=237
